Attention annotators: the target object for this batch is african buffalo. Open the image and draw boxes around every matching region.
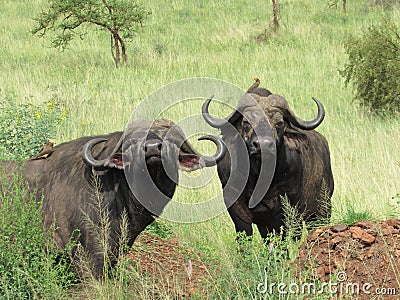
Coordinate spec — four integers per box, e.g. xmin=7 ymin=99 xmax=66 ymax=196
xmin=202 ymin=87 xmax=334 ymax=238
xmin=0 ymin=119 xmax=225 ymax=277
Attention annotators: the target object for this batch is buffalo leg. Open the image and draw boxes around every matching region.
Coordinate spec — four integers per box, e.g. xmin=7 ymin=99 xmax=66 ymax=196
xmin=256 ymin=224 xmax=269 ymax=240
xmin=227 ymin=201 xmax=253 ymax=237
xmin=266 ymin=209 xmax=284 ymax=234
xmin=230 ymin=213 xmax=253 ymax=253
xmin=233 ymin=219 xmax=253 ymax=237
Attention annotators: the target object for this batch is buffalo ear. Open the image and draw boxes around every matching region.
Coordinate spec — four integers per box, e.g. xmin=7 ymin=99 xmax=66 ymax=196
xmin=284 ymin=127 xmax=309 ymax=149
xmin=178 ymin=153 xmax=201 ymax=171
xmin=177 ymin=134 xmax=226 ymax=171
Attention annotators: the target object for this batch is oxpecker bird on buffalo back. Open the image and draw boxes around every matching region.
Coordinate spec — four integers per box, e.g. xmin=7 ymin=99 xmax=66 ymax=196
xmin=247 ymin=77 xmax=261 ymax=93
xmin=29 ymin=141 xmax=55 ymax=160
xmin=246 ymin=77 xmax=272 ymax=97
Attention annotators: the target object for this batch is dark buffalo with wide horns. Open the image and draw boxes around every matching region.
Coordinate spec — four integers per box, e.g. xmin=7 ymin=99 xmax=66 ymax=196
xmin=202 ymin=85 xmax=333 ymax=238
xmin=0 ymin=119 xmax=226 ymax=277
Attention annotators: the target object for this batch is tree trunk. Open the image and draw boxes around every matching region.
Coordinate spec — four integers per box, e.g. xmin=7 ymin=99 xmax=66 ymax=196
xmin=110 ymin=31 xmax=127 ymax=66
xmin=271 ymin=0 xmax=280 ymax=32
xmin=115 ymin=33 xmax=127 ymax=63
xmin=121 ymin=40 xmax=127 ymax=63
xmin=113 ymin=33 xmax=120 ymax=66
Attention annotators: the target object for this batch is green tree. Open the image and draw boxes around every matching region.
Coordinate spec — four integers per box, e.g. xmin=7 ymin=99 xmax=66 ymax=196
xmin=32 ymin=0 xmax=150 ymax=66
xmin=341 ymin=18 xmax=400 ymax=114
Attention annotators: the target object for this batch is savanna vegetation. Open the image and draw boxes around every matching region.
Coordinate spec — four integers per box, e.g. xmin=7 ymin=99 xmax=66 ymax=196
xmin=1 ymin=0 xmax=399 ymax=299
xmin=341 ymin=17 xmax=400 ymax=114
xmin=32 ymin=0 xmax=150 ymax=66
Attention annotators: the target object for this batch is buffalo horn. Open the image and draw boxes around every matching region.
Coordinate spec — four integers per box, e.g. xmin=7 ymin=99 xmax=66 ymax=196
xmin=202 ymin=95 xmax=242 ymax=128
xmin=82 ymin=138 xmax=110 ymax=170
xmin=284 ymin=97 xmax=325 ymax=130
xmin=202 ymin=96 xmax=230 ymax=128
xmin=198 ymin=135 xmax=226 ymax=167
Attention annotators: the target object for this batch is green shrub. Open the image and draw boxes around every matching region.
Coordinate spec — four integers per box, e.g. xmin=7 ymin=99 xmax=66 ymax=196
xmin=0 ymin=173 xmax=76 ymax=299
xmin=0 ymin=98 xmax=67 ymax=160
xmin=341 ymin=17 xmax=400 ymax=115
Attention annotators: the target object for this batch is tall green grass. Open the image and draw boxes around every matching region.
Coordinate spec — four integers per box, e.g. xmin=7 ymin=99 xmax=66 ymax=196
xmin=1 ymin=0 xmax=400 ymax=298
xmin=0 ymin=173 xmax=76 ymax=299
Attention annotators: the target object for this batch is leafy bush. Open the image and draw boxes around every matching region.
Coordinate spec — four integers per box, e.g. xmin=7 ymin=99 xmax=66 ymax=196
xmin=0 ymin=98 xmax=66 ymax=160
xmin=341 ymin=18 xmax=400 ymax=115
xmin=0 ymin=173 xmax=76 ymax=299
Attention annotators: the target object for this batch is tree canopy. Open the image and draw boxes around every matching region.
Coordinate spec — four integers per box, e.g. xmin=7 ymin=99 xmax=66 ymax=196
xmin=32 ymin=0 xmax=150 ymax=66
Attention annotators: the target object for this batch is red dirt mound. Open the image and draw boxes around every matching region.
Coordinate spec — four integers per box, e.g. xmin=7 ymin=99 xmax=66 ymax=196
xmin=295 ymin=219 xmax=400 ymax=299
xmin=128 ymin=220 xmax=400 ymax=299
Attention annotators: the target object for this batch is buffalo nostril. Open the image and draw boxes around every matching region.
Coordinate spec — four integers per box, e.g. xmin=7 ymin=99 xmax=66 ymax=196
xmin=252 ymin=140 xmax=260 ymax=150
xmin=158 ymin=143 xmax=162 ymax=151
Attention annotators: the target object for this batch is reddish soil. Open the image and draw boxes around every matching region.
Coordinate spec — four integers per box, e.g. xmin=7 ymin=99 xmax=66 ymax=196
xmin=127 ymin=232 xmax=212 ymax=298
xmin=295 ymin=219 xmax=400 ymax=299
xmin=128 ymin=220 xmax=400 ymax=299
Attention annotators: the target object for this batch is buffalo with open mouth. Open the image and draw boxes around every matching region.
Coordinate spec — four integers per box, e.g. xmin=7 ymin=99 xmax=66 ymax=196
xmin=0 ymin=118 xmax=225 ymax=277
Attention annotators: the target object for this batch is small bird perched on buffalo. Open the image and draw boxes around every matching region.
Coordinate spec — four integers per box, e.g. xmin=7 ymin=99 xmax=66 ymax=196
xmin=29 ymin=141 xmax=55 ymax=160
xmin=246 ymin=77 xmax=272 ymax=97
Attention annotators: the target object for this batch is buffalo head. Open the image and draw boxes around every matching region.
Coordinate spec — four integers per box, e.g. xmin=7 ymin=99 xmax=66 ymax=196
xmin=82 ymin=118 xmax=226 ymax=216
xmin=202 ymin=94 xmax=324 ymax=160
xmin=82 ymin=119 xmax=224 ymax=171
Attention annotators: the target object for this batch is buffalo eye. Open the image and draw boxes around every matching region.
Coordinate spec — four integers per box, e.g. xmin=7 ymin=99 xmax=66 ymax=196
xmin=242 ymin=120 xmax=252 ymax=134
xmin=275 ymin=125 xmax=282 ymax=134
xmin=274 ymin=121 xmax=284 ymax=137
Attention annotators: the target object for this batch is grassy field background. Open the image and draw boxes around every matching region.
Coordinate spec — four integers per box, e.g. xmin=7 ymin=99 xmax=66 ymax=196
xmin=1 ymin=0 xmax=400 ymax=298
